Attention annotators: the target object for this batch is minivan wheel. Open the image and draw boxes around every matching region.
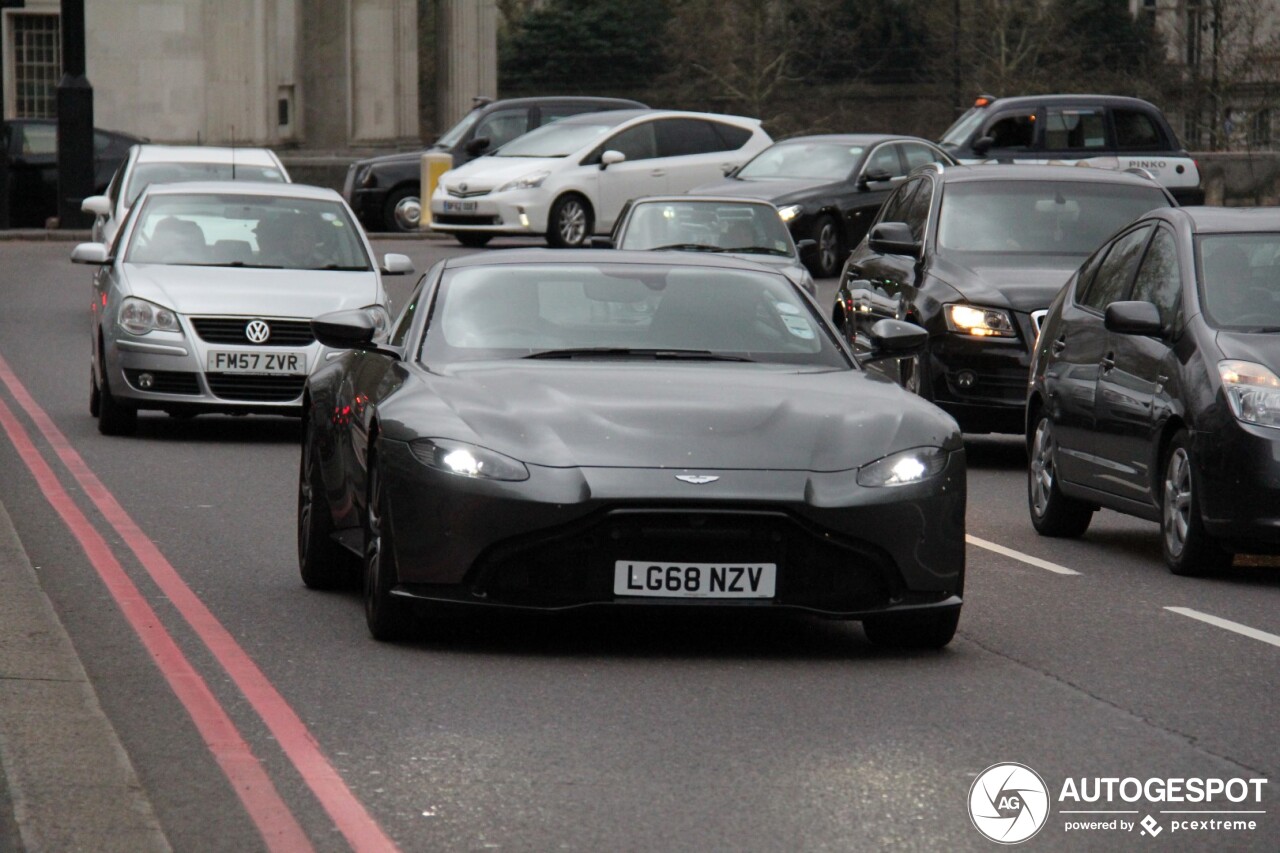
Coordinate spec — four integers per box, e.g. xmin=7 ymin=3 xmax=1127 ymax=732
xmin=1027 ymin=415 xmax=1093 ymax=537
xmin=1162 ymin=432 xmax=1232 ymax=576
xmin=547 ymin=194 xmax=592 ymax=248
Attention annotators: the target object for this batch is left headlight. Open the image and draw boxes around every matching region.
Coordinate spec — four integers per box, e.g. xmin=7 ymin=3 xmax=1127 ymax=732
xmin=118 ymin=297 xmax=181 ymax=336
xmin=1219 ymin=360 xmax=1280 ymax=429
xmin=944 ymin=303 xmax=1017 ymax=338
xmin=777 ymin=204 xmax=803 ymax=223
xmin=362 ymin=304 xmax=391 ymax=340
xmin=856 ymin=446 xmax=948 ymax=487
xmin=409 ymin=438 xmax=530 ymax=481
xmin=496 ymin=170 xmax=551 ymax=193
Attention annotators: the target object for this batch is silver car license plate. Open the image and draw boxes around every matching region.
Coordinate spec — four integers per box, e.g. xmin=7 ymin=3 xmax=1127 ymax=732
xmin=206 ymin=351 xmax=307 ymax=374
xmin=613 ymin=561 xmax=777 ymax=598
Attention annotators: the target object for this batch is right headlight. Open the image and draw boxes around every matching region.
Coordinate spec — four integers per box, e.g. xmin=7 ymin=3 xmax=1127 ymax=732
xmin=496 ymin=170 xmax=551 ymax=193
xmin=118 ymin=297 xmax=181 ymax=336
xmin=944 ymin=303 xmax=1016 ymax=338
xmin=1218 ymin=360 xmax=1280 ymax=429
xmin=409 ymin=438 xmax=530 ymax=481
xmin=856 ymin=446 xmax=948 ymax=487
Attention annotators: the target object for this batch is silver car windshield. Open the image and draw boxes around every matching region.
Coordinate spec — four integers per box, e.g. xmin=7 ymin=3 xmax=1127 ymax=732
xmin=124 ymin=193 xmax=372 ymax=271
xmin=495 ymin=121 xmax=616 ymax=158
xmin=736 ymin=142 xmax=865 ymax=181
xmin=124 ymin=162 xmax=287 ymax=206
xmin=936 ymin=181 xmax=1169 ymax=255
xmin=422 ymin=264 xmax=846 ymax=366
xmin=618 ymin=202 xmax=794 ymax=257
xmin=1197 ymin=234 xmax=1280 ymax=331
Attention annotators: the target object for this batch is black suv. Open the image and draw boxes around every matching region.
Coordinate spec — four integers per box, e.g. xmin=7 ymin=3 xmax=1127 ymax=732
xmin=343 ymin=95 xmax=646 ymax=232
xmin=939 ymin=94 xmax=1204 ymax=205
xmin=834 ymin=163 xmax=1174 ymax=433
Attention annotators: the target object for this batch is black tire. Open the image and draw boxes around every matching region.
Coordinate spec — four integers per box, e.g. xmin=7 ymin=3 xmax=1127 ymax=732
xmin=297 ymin=426 xmax=357 ymax=590
xmin=363 ymin=443 xmax=413 ymax=641
xmin=899 ymin=348 xmax=934 ymax=401
xmin=806 ymin=214 xmax=844 ymax=278
xmin=455 ymin=232 xmax=493 ymax=248
xmin=1027 ymin=414 xmax=1093 ymax=537
xmin=863 ymin=608 xmax=960 ymax=649
xmin=381 ymin=185 xmax=421 ymax=233
xmin=546 ymin=194 xmax=593 ymax=248
xmin=1161 ymin=431 xmax=1233 ymax=576
xmin=96 ymin=364 xmax=137 ymax=436
xmin=89 ymin=368 xmax=100 ymax=417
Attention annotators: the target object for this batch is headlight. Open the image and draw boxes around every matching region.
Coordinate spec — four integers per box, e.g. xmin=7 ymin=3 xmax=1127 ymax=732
xmin=362 ymin=304 xmax=391 ymax=340
xmin=118 ymin=297 xmax=181 ymax=336
xmin=496 ymin=170 xmax=551 ymax=193
xmin=777 ymin=204 xmax=802 ymax=223
xmin=409 ymin=438 xmax=530 ymax=481
xmin=944 ymin=303 xmax=1016 ymax=338
xmin=856 ymin=446 xmax=947 ymax=487
xmin=1219 ymin=360 xmax=1280 ymax=429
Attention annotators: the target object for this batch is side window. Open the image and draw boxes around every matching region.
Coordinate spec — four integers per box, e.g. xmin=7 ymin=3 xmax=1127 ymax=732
xmin=983 ymin=110 xmax=1036 ymax=151
xmin=1044 ymin=107 xmax=1108 ymax=151
xmin=655 ymin=119 xmax=724 ymax=157
xmin=710 ymin=121 xmax=752 ymax=150
xmin=877 ymin=179 xmax=919 ymax=226
xmin=390 ymin=278 xmax=428 ymax=347
xmin=902 ymin=176 xmax=933 ymax=242
xmin=1129 ymin=227 xmax=1181 ymax=326
xmin=902 ymin=142 xmax=946 ymax=171
xmin=1081 ymin=225 xmax=1153 ymax=312
xmin=864 ymin=144 xmax=903 ymax=178
xmin=473 ymin=109 xmax=530 ymax=150
xmin=604 ymin=122 xmax=658 ymax=162
xmin=1113 ymin=109 xmax=1164 ymax=150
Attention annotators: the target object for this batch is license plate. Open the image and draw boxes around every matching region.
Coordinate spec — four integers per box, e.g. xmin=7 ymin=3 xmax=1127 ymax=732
xmin=613 ymin=561 xmax=777 ymax=599
xmin=206 ymin=351 xmax=307 ymax=374
xmin=443 ymin=200 xmax=478 ymax=212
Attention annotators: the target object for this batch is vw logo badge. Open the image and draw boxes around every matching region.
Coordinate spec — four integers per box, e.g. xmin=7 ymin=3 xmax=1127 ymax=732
xmin=245 ymin=320 xmax=271 ymax=344
xmin=676 ymin=475 xmax=719 ymax=485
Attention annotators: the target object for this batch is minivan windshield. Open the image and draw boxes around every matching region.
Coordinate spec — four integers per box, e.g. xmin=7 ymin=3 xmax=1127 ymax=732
xmin=1198 ymin=234 xmax=1280 ymax=331
xmin=496 ymin=121 xmax=618 ymax=158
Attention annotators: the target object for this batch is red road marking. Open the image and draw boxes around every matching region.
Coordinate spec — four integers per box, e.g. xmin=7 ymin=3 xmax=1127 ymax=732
xmin=0 ymin=393 xmax=313 ymax=852
xmin=0 ymin=356 xmax=400 ymax=853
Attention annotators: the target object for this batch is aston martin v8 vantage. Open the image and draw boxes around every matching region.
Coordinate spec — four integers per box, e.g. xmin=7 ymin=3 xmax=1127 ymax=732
xmin=299 ymin=250 xmax=966 ymax=647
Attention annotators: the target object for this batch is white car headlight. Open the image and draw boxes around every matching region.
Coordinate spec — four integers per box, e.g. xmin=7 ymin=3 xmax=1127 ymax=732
xmin=118 ymin=297 xmax=181 ymax=336
xmin=409 ymin=438 xmax=530 ymax=481
xmin=856 ymin=447 xmax=948 ymax=487
xmin=777 ymin=204 xmax=803 ymax=223
xmin=496 ymin=170 xmax=551 ymax=193
xmin=944 ymin=303 xmax=1016 ymax=338
xmin=1219 ymin=360 xmax=1280 ymax=429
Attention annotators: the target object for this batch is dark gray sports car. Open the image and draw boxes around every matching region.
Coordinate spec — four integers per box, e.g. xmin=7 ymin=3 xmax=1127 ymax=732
xmin=298 ymin=250 xmax=966 ymax=648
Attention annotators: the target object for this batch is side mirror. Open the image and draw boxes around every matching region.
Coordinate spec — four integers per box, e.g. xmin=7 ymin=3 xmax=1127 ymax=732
xmin=71 ymin=242 xmax=111 ymax=265
xmin=867 ymin=222 xmax=920 ymax=258
xmin=465 ymin=137 xmax=491 ymax=157
xmin=859 ymin=168 xmax=893 ymax=189
xmin=972 ymin=136 xmax=995 ymax=156
xmin=590 ymin=236 xmax=615 ymax=248
xmin=795 ymin=238 xmax=817 ymax=253
xmin=1104 ymin=300 xmax=1163 ymax=337
xmin=82 ymin=195 xmax=111 ymax=217
xmin=312 ymin=309 xmax=399 ymax=357
xmin=865 ymin=319 xmax=928 ymax=361
xmin=380 ymin=253 xmax=415 ymax=275
xmin=600 ymin=150 xmax=626 ymax=170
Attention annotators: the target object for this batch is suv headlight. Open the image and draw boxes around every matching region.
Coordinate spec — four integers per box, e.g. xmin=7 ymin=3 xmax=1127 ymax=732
xmin=496 ymin=170 xmax=551 ymax=193
xmin=777 ymin=204 xmax=803 ymax=222
xmin=944 ymin=303 xmax=1016 ymax=338
xmin=118 ymin=297 xmax=181 ymax=336
xmin=856 ymin=447 xmax=947 ymax=487
xmin=1219 ymin=360 xmax=1280 ymax=429
xmin=409 ymin=439 xmax=530 ymax=481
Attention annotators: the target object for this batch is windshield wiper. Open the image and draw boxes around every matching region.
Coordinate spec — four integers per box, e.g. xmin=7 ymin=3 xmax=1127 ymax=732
xmin=308 ymin=264 xmax=371 ymax=271
xmin=720 ymin=246 xmax=790 ymax=256
xmin=650 ymin=243 xmax=721 ymax=252
xmin=524 ymin=347 xmax=753 ymax=362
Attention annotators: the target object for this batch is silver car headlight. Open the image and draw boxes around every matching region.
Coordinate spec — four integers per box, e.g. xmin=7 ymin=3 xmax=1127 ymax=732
xmin=856 ymin=446 xmax=947 ymax=487
xmin=409 ymin=439 xmax=530 ymax=481
xmin=944 ymin=303 xmax=1016 ymax=338
xmin=118 ymin=297 xmax=181 ymax=336
xmin=362 ymin=304 xmax=391 ymax=340
xmin=777 ymin=204 xmax=803 ymax=223
xmin=1219 ymin=360 xmax=1280 ymax=429
xmin=496 ymin=170 xmax=551 ymax=193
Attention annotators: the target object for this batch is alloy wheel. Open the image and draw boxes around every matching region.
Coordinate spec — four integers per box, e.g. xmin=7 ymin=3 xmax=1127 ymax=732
xmin=1163 ymin=447 xmax=1192 ymax=559
xmin=1029 ymin=419 xmax=1056 ymax=518
xmin=818 ymin=220 xmax=839 ymax=276
xmin=557 ymin=199 xmax=587 ymax=246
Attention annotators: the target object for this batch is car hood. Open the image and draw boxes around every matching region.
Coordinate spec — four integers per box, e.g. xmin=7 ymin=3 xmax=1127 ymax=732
xmin=354 ymin=150 xmax=426 ymax=168
xmin=931 ymin=252 xmax=1082 ymax=313
xmin=438 ymin=156 xmax=562 ymax=192
xmin=1214 ymin=330 xmax=1280 ymax=367
xmin=689 ymin=177 xmax=833 ymax=204
xmin=386 ymin=362 xmax=960 ymax=470
xmin=121 ymin=264 xmax=381 ymax=318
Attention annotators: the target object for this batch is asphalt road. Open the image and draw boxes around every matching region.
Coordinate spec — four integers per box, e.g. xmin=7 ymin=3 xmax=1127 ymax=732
xmin=0 ymin=237 xmax=1276 ymax=852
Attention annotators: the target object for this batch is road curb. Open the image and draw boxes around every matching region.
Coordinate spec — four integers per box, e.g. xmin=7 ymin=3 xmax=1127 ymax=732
xmin=0 ymin=500 xmax=171 ymax=852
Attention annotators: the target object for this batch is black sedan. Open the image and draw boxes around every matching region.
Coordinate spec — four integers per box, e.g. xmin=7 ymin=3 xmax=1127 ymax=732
xmin=1027 ymin=206 xmax=1280 ymax=574
xmin=298 ymin=250 xmax=966 ymax=648
xmin=692 ymin=134 xmax=953 ymax=278
xmin=836 ymin=164 xmax=1174 ymax=434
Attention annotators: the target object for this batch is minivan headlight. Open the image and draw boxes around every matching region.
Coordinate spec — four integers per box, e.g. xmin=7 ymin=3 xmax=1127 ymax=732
xmin=856 ymin=447 xmax=947 ymax=487
xmin=944 ymin=303 xmax=1016 ymax=338
xmin=1219 ymin=360 xmax=1280 ymax=429
xmin=409 ymin=439 xmax=530 ymax=481
xmin=118 ymin=297 xmax=181 ymax=336
xmin=497 ymin=170 xmax=550 ymax=193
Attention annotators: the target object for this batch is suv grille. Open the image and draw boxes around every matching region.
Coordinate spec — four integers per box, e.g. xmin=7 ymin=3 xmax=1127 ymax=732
xmin=191 ymin=317 xmax=314 ymax=346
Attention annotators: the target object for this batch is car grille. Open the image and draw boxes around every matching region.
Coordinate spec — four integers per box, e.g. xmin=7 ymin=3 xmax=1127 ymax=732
xmin=205 ymin=373 xmax=306 ymax=402
xmin=190 ymin=317 xmax=315 ymax=346
xmin=433 ymin=214 xmax=501 ymax=226
xmin=445 ymin=187 xmax=491 ymax=199
xmin=467 ymin=508 xmax=898 ymax=611
xmin=123 ymin=369 xmax=200 ymax=395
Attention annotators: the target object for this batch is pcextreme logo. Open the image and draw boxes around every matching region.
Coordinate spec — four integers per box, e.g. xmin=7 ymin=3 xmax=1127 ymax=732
xmin=968 ymin=763 xmax=1051 ymax=844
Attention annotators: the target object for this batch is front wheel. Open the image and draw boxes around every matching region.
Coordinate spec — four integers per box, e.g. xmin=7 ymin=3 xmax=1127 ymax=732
xmin=807 ymin=214 xmax=844 ymax=278
xmin=1027 ymin=415 xmax=1093 ymax=537
xmin=298 ymin=426 xmax=357 ymax=590
xmin=546 ymin=194 xmax=593 ymax=248
xmin=363 ymin=444 xmax=413 ymax=641
xmin=863 ymin=608 xmax=959 ymax=649
xmin=1162 ymin=432 xmax=1232 ymax=576
xmin=382 ymin=186 xmax=421 ymax=233
xmin=96 ymin=365 xmax=137 ymax=436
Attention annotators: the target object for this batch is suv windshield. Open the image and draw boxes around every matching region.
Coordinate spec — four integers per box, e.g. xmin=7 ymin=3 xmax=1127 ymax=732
xmin=737 ymin=142 xmax=865 ymax=181
xmin=496 ymin=121 xmax=618 ymax=158
xmin=435 ymin=109 xmax=481 ymax=149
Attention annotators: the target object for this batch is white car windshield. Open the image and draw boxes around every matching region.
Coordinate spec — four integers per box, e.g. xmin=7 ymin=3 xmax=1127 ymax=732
xmin=124 ymin=193 xmax=372 ymax=271
xmin=495 ymin=121 xmax=616 ymax=158
xmin=124 ymin=161 xmax=288 ymax=206
xmin=737 ymin=142 xmax=865 ymax=181
xmin=618 ymin=202 xmax=794 ymax=257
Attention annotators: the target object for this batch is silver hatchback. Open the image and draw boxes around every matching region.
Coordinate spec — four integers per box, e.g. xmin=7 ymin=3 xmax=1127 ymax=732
xmin=73 ymin=181 xmax=413 ymax=435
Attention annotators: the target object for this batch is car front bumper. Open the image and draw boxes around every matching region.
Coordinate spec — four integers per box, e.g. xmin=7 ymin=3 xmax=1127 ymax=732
xmin=924 ymin=321 xmax=1036 ymax=434
xmin=1194 ymin=421 xmax=1280 ymax=552
xmin=428 ymin=187 xmax=552 ymax=237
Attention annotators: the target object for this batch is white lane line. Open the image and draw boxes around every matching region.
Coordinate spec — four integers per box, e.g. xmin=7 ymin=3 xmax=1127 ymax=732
xmin=1164 ymin=607 xmax=1280 ymax=648
xmin=965 ymin=534 xmax=1082 ymax=576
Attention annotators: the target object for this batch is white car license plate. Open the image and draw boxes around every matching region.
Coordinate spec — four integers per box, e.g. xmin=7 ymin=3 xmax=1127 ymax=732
xmin=206 ymin=351 xmax=307 ymax=374
xmin=443 ymin=200 xmax=478 ymax=213
xmin=613 ymin=561 xmax=777 ymax=599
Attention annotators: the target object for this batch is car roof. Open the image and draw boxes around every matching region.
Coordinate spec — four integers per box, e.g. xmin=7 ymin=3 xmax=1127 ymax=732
xmin=132 ymin=144 xmax=282 ymax=166
xmin=473 ymin=96 xmax=646 ymax=110
xmin=554 ymin=109 xmax=761 ymax=126
xmin=443 ymin=247 xmax=785 ymax=274
xmin=136 ymin=180 xmax=341 ymax=201
xmin=933 ymin=163 xmax=1167 ymax=187
xmin=771 ymin=133 xmax=931 ymax=146
xmin=1173 ymin=206 xmax=1280 ymax=234
xmin=626 ymin=195 xmax=781 ymax=207
xmin=981 ymin=94 xmax=1163 ymax=111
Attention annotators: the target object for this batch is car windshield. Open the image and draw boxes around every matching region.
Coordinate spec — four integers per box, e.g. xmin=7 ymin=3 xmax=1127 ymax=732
xmin=1198 ymin=234 xmax=1280 ymax=331
xmin=124 ymin=161 xmax=288 ymax=206
xmin=494 ymin=121 xmax=617 ymax=158
xmin=434 ymin=109 xmax=481 ymax=149
xmin=736 ymin=142 xmax=865 ymax=181
xmin=936 ymin=181 xmax=1169 ymax=254
xmin=940 ymin=108 xmax=986 ymax=148
xmin=421 ymin=263 xmax=847 ymax=367
xmin=617 ymin=202 xmax=795 ymax=256
xmin=124 ymin=193 xmax=372 ymax=270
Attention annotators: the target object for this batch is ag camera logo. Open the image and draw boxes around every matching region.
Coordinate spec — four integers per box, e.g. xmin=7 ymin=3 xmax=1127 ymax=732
xmin=969 ymin=762 xmax=1051 ymax=844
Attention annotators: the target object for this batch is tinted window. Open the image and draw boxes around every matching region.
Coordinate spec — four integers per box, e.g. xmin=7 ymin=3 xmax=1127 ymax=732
xmin=604 ymin=122 xmax=658 ymax=161
xmin=1044 ymin=107 xmax=1108 ymax=151
xmin=984 ymin=110 xmax=1036 ymax=150
xmin=738 ymin=141 xmax=863 ymax=181
xmin=903 ymin=176 xmax=933 ymax=242
xmin=1198 ymin=233 xmax=1280 ymax=329
xmin=1113 ymin=109 xmax=1164 ymax=150
xmin=1080 ymin=225 xmax=1153 ymax=312
xmin=877 ymin=179 xmax=919 ymax=225
xmin=390 ymin=279 xmax=427 ymax=347
xmin=474 ymin=109 xmax=530 ymax=149
xmin=902 ymin=142 xmax=946 ymax=170
xmin=1130 ymin=227 xmax=1181 ymax=326
xmin=711 ymin=121 xmax=752 ymax=150
xmin=19 ymin=122 xmax=57 ymax=156
xmin=655 ymin=119 xmax=723 ymax=157
xmin=864 ymin=144 xmax=902 ymax=177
